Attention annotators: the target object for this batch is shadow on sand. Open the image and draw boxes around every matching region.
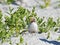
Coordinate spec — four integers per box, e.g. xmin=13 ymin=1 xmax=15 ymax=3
xmin=39 ymin=38 xmax=60 ymax=45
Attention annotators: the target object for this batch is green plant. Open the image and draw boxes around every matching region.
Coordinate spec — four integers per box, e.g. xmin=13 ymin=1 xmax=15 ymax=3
xmin=56 ymin=17 xmax=60 ymax=27
xmin=40 ymin=0 xmax=51 ymax=9
xmin=54 ymin=28 xmax=58 ymax=32
xmin=20 ymin=35 xmax=24 ymax=43
xmin=44 ymin=0 xmax=50 ymax=7
xmin=6 ymin=0 xmax=14 ymax=4
xmin=38 ymin=17 xmax=57 ymax=33
xmin=0 ymin=10 xmax=5 ymax=42
xmin=47 ymin=32 xmax=50 ymax=39
xmin=46 ymin=17 xmax=56 ymax=30
xmin=0 ymin=10 xmax=11 ymax=43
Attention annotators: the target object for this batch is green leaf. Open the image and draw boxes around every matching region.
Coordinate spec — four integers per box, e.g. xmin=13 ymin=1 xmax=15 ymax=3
xmin=47 ymin=32 xmax=50 ymax=39
xmin=20 ymin=36 xmax=24 ymax=43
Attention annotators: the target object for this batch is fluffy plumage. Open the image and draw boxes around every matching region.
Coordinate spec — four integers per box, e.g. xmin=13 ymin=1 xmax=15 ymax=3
xmin=28 ymin=17 xmax=38 ymax=33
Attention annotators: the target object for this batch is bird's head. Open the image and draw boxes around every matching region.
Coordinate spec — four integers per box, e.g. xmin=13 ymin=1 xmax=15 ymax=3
xmin=29 ymin=17 xmax=36 ymax=23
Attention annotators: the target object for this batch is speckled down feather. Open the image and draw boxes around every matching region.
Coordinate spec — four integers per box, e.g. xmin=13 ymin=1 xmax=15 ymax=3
xmin=28 ymin=22 xmax=38 ymax=33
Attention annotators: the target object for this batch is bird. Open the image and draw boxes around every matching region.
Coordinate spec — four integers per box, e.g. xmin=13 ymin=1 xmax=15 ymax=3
xmin=28 ymin=17 xmax=38 ymax=33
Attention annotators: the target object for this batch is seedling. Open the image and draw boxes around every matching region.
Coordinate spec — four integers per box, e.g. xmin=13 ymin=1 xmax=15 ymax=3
xmin=47 ymin=32 xmax=50 ymax=39
xmin=20 ymin=35 xmax=24 ymax=43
